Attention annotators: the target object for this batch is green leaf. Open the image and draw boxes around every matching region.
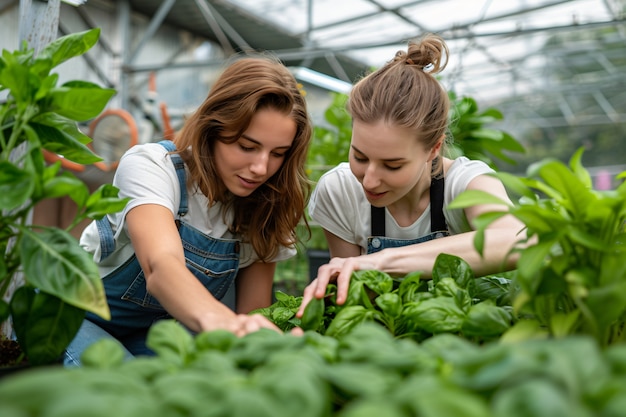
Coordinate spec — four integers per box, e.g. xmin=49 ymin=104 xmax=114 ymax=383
xmin=325 ymin=306 xmax=371 ymax=338
xmin=536 ymin=160 xmax=593 ymax=218
xmin=406 ymin=297 xmax=466 ymax=333
xmin=568 ymin=147 xmax=592 ymax=188
xmin=194 ymin=329 xmax=237 ymax=353
xmin=35 ymin=28 xmax=101 ymax=70
xmin=432 ymin=253 xmax=474 ymax=289
xmin=0 ymin=161 xmax=35 ymax=210
xmin=47 ymin=85 xmax=116 ymax=121
xmin=375 ymin=293 xmax=403 ymax=318
xmin=10 ymin=286 xmax=85 ymax=365
xmin=448 ymin=189 xmax=510 ymax=210
xmin=462 ymin=301 xmax=512 ymax=337
xmin=42 ymin=172 xmax=89 ymax=203
xmin=31 ymin=122 xmax=101 ymax=164
xmin=492 ymin=379 xmax=583 ymax=417
xmin=516 ymin=241 xmax=554 ymax=294
xmin=146 ymin=319 xmax=195 ymax=364
xmin=34 ymin=111 xmax=95 ymax=145
xmin=19 ymin=227 xmax=110 ymax=319
xmin=0 ymin=50 xmax=33 ymax=104
xmin=549 ymin=310 xmax=580 ymax=337
xmin=300 ymin=296 xmax=325 ymax=331
xmin=84 ymin=184 xmax=129 ymax=220
xmin=352 ymin=269 xmax=394 ymax=295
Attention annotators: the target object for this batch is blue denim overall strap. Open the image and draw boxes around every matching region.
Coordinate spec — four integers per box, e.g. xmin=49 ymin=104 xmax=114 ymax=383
xmin=367 ymin=169 xmax=449 ymax=254
xmin=87 ymin=140 xmax=241 ymax=354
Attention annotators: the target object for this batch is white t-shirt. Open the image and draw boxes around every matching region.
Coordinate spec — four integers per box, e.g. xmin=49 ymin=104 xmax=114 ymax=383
xmin=80 ymin=142 xmax=296 ymax=276
xmin=309 ymin=158 xmax=494 ymax=254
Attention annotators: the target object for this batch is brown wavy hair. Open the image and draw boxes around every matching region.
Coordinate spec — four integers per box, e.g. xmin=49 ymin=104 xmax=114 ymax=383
xmin=347 ymin=33 xmax=450 ymax=174
xmin=173 ymin=56 xmax=312 ymax=261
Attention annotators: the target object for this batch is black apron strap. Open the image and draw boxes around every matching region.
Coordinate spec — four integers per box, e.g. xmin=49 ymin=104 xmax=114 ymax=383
xmin=429 ymin=174 xmax=446 ymax=233
xmin=371 ymin=205 xmax=386 ymax=237
xmin=370 ymin=161 xmax=447 ymax=237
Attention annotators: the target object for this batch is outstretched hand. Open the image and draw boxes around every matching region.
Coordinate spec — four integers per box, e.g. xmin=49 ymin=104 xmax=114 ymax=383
xmin=213 ymin=313 xmax=304 ymax=337
xmin=296 ymin=256 xmax=375 ymax=318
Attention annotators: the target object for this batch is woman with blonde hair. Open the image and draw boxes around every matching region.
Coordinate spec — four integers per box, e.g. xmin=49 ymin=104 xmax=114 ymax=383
xmin=298 ymin=34 xmax=524 ymax=314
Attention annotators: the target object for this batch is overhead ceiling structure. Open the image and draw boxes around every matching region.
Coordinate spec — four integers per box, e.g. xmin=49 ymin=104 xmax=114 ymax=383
xmin=109 ymin=0 xmax=625 ymax=132
xmin=9 ymin=0 xmax=626 ymax=136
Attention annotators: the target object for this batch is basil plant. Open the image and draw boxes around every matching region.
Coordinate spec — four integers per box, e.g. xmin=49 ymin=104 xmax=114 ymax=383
xmin=0 ymin=28 xmax=128 ymax=365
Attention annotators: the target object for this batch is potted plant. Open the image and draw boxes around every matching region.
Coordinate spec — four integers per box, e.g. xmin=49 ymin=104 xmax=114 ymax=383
xmin=0 ymin=28 xmax=128 ymax=368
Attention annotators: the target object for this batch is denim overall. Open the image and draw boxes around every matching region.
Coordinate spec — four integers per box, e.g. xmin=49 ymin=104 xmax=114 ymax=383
xmin=367 ymin=170 xmax=449 ymax=254
xmin=69 ymin=140 xmax=241 ymax=359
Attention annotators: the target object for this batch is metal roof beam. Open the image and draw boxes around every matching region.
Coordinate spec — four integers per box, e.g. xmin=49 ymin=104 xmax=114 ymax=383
xmin=127 ymin=0 xmax=175 ymax=64
xmin=193 ymin=0 xmax=249 ymax=54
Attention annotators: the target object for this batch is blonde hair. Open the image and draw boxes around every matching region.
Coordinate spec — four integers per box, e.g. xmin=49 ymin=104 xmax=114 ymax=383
xmin=348 ymin=33 xmax=449 ymax=173
xmin=174 ymin=56 xmax=312 ymax=261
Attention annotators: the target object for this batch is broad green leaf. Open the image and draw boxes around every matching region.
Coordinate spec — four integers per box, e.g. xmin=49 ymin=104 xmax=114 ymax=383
xmin=585 ymin=282 xmax=626 ymax=342
xmin=516 ymin=240 xmax=554 ymax=293
xmin=80 ymin=338 xmax=127 ymax=369
xmin=549 ymin=311 xmax=580 ymax=337
xmin=42 ymin=172 xmax=89 ymax=203
xmin=325 ymin=306 xmax=371 ymax=338
xmin=406 ymin=297 xmax=466 ymax=333
xmin=568 ymin=147 xmax=592 ymax=188
xmin=322 ymin=362 xmax=401 ymax=400
xmin=448 ymin=189 xmax=510 ymax=210
xmin=499 ymin=318 xmax=549 ymax=343
xmin=563 ymin=224 xmax=612 ymax=252
xmin=194 ymin=329 xmax=238 ymax=353
xmin=492 ymin=379 xmax=589 ymax=417
xmin=375 ymin=293 xmax=402 ymax=318
xmin=36 ymin=28 xmax=101 ymax=70
xmin=462 ymin=301 xmax=512 ymax=337
xmin=537 ymin=160 xmax=593 ymax=217
xmin=435 ymin=277 xmax=472 ymax=312
xmin=396 ymin=374 xmax=492 ymax=417
xmin=84 ymin=196 xmax=129 ymax=221
xmin=31 ymin=122 xmax=101 ymax=164
xmin=473 ymin=274 xmax=514 ymax=306
xmin=19 ymin=227 xmax=109 ymax=319
xmin=512 ymin=206 xmax=566 ymax=234
xmin=10 ymin=286 xmax=85 ymax=365
xmin=34 ymin=111 xmax=94 ymax=145
xmin=146 ymin=319 xmax=194 ymax=364
xmin=0 ymin=161 xmax=35 ymax=210
xmin=300 ymin=296 xmax=325 ymax=331
xmin=494 ymin=172 xmax=537 ymax=199
xmin=34 ymin=73 xmax=58 ymax=101
xmin=432 ymin=253 xmax=474 ymax=289
xmin=48 ymin=85 xmax=116 ymax=121
xmin=0 ymin=51 xmax=32 ymax=104
xmin=352 ymin=269 xmax=394 ymax=295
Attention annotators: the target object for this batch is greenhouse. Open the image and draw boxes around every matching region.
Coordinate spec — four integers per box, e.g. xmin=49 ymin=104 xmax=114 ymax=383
xmin=1 ymin=1 xmax=626 ymax=416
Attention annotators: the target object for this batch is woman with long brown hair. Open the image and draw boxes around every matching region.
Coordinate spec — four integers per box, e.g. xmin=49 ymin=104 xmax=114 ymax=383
xmin=66 ymin=56 xmax=312 ymax=363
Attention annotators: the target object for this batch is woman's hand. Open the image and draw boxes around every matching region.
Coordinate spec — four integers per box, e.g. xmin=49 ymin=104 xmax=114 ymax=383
xmin=296 ymin=255 xmax=377 ymax=317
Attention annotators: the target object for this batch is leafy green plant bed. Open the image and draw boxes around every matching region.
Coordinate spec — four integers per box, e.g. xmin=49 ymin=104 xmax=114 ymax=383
xmin=258 ymin=253 xmax=516 ymax=344
xmin=1 ymin=319 xmax=626 ymax=417
xmin=0 ymin=68 xmax=624 ymax=417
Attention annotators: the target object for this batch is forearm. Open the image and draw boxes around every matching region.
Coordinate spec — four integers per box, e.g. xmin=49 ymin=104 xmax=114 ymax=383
xmin=368 ymin=228 xmax=521 ymax=278
xmin=145 ymin=255 xmax=236 ymax=333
